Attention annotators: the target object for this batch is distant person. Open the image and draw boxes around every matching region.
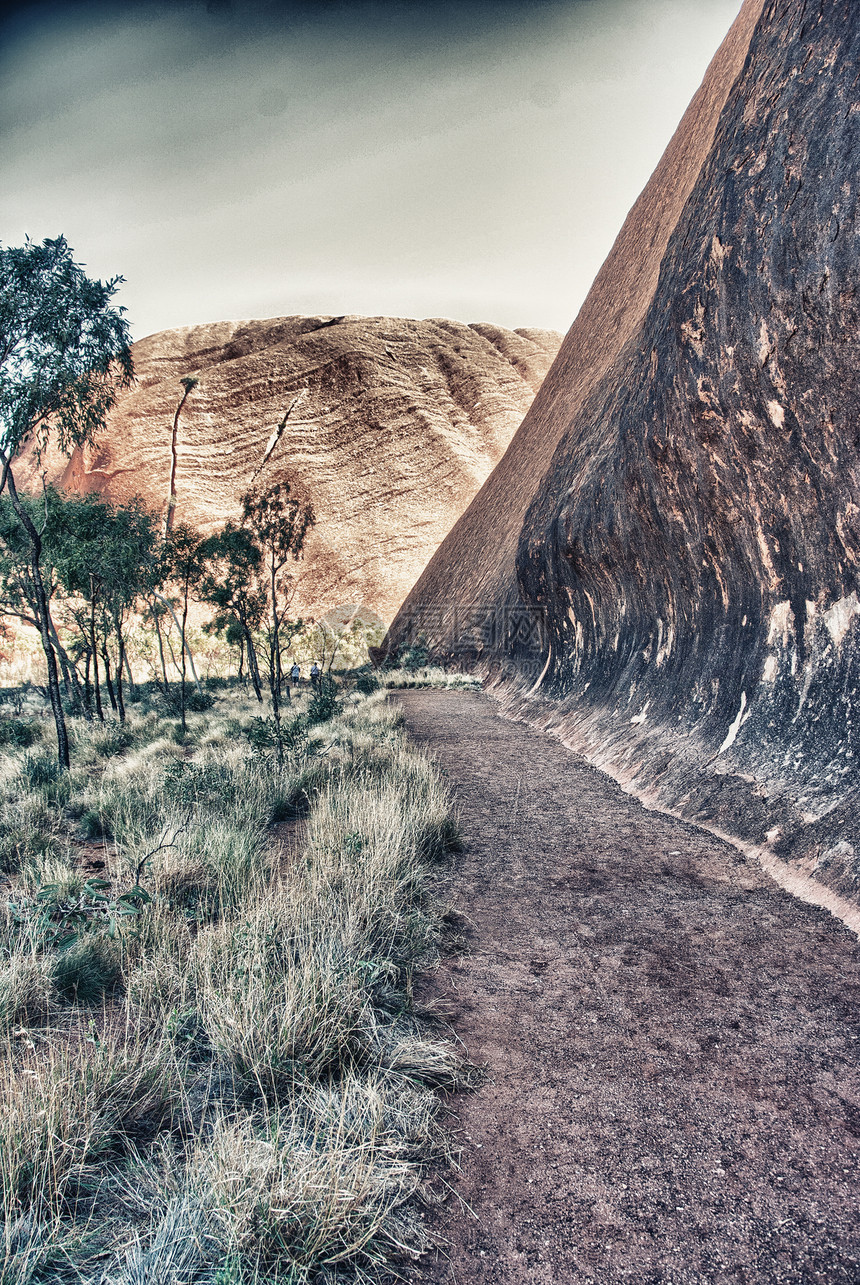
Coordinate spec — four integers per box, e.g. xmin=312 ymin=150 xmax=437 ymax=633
xmin=290 ymin=661 xmax=301 ymax=684
xmin=310 ymin=661 xmax=321 ymax=689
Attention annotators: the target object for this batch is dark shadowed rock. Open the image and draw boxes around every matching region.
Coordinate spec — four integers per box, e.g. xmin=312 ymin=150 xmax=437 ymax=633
xmin=388 ymin=0 xmax=765 ymax=625
xmin=387 ymin=0 xmax=860 ymax=907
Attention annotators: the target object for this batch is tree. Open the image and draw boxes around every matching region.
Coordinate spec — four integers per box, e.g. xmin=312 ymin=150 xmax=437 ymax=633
xmin=199 ymin=522 xmax=267 ymax=702
xmin=0 ymin=236 xmax=133 ymax=767
xmin=240 ymin=482 xmax=315 ymax=744
xmin=160 ymin=524 xmax=207 ymax=734
xmin=0 ymin=486 xmax=86 ymax=712
xmin=55 ymin=494 xmax=159 ymax=724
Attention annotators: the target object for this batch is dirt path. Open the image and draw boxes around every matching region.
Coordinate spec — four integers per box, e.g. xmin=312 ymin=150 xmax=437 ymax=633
xmin=394 ymin=690 xmax=860 ymax=1285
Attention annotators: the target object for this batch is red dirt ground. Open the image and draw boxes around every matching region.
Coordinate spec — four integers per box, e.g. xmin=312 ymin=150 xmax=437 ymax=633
xmin=393 ymin=689 xmax=860 ymax=1285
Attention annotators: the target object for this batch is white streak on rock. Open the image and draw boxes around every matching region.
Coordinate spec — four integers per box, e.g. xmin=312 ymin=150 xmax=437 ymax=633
xmin=718 ymin=691 xmax=747 ymax=754
xmin=824 ymin=591 xmax=860 ymax=647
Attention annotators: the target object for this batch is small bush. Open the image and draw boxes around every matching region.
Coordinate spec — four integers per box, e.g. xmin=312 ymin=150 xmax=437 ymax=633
xmin=242 ymin=718 xmax=275 ymax=753
xmin=0 ymin=822 xmax=55 ymax=876
xmin=306 ymin=675 xmax=339 ymax=725
xmin=187 ymin=688 xmax=215 ymax=713
xmin=162 ymin=683 xmax=214 ymax=715
xmin=19 ymin=751 xmax=62 ymax=791
xmin=80 ymin=807 xmax=110 ymax=841
xmin=0 ymin=718 xmax=41 ymax=749
xmin=354 ymin=671 xmax=380 ymax=695
xmin=91 ymin=722 xmax=135 ymax=758
xmin=400 ymin=642 xmax=429 ymax=671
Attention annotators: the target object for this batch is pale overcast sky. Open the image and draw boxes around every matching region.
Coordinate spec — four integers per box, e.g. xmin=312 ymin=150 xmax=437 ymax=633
xmin=0 ymin=0 xmax=742 ymax=341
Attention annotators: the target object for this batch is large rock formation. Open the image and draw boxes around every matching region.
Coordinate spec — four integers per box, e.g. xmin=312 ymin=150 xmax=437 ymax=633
xmin=25 ymin=315 xmax=559 ymax=622
xmin=388 ymin=0 xmax=860 ymax=905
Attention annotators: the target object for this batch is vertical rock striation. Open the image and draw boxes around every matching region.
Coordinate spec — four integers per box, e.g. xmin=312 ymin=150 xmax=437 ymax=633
xmin=388 ymin=0 xmax=860 ymax=903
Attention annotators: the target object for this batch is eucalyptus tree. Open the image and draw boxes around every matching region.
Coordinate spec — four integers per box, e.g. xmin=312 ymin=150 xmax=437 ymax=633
xmin=0 ymin=486 xmax=85 ymax=709
xmin=0 ymin=236 xmax=133 ymax=766
xmin=199 ymin=522 xmax=267 ymax=702
xmin=56 ymin=494 xmax=159 ymax=723
xmin=161 ymin=523 xmax=207 ymax=733
xmin=240 ymin=482 xmax=315 ymax=732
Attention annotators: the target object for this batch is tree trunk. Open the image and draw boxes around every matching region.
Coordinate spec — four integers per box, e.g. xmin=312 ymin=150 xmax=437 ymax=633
xmin=122 ymin=644 xmax=136 ymax=705
xmin=180 ymin=585 xmax=188 ymax=734
xmin=84 ymin=647 xmax=92 ymax=712
xmin=101 ymin=644 xmax=118 ymax=712
xmin=3 ymin=464 xmax=70 ymax=768
xmin=243 ymin=621 xmax=263 ymax=702
xmin=150 ymin=603 xmax=169 ymax=692
xmin=153 ymin=592 xmax=200 ymax=692
xmin=52 ymin=631 xmax=73 ymax=700
xmin=116 ymin=628 xmax=126 ymax=723
xmin=90 ymin=591 xmax=104 ymax=722
xmin=49 ymin=623 xmax=87 ymax=715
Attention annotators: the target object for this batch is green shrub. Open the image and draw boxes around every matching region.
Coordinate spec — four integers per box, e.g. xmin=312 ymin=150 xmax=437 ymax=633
xmin=243 ymin=717 xmax=275 ymax=752
xmin=400 ymin=642 xmax=429 ymax=671
xmin=187 ymin=688 xmax=215 ymax=712
xmin=80 ymin=807 xmax=110 ymax=841
xmin=354 ymin=671 xmax=380 ymax=695
xmin=306 ymin=675 xmax=339 ymax=725
xmin=19 ymin=751 xmax=62 ymax=791
xmin=91 ymin=721 xmax=135 ymax=758
xmin=0 ymin=717 xmax=41 ymax=748
xmin=0 ymin=823 xmax=55 ymax=875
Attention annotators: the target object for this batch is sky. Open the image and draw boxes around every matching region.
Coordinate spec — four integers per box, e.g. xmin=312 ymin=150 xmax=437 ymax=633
xmin=0 ymin=0 xmax=742 ymax=341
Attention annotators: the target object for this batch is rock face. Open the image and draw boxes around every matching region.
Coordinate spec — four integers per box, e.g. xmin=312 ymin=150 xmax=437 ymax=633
xmin=26 ymin=315 xmax=559 ymax=622
xmin=389 ymin=0 xmax=765 ymax=628
xmin=388 ymin=0 xmax=860 ymax=904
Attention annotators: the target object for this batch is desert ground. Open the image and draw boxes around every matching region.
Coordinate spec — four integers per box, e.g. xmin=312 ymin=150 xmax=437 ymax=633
xmin=395 ymin=689 xmax=860 ymax=1285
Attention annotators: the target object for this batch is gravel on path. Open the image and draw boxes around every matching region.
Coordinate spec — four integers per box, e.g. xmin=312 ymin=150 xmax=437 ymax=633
xmin=394 ymin=689 xmax=860 ymax=1285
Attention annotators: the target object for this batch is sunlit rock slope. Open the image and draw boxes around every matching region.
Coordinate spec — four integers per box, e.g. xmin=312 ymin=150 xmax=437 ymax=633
xmin=27 ymin=315 xmax=559 ymax=622
xmin=388 ymin=0 xmax=860 ymax=904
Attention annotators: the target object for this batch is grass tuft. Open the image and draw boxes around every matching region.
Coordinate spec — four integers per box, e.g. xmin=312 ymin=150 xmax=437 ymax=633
xmin=0 ymin=683 xmax=465 ymax=1280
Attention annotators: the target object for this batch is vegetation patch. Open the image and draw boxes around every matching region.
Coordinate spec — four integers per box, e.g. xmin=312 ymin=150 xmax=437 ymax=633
xmin=0 ymin=683 xmax=464 ymax=1283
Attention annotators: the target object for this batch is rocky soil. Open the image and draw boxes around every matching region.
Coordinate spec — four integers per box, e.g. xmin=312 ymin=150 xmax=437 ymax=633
xmin=396 ymin=690 xmax=860 ymax=1285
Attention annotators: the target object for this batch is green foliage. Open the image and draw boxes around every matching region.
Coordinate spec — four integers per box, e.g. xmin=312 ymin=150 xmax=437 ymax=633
xmin=239 ymin=482 xmax=315 ymax=571
xmin=186 ymin=687 xmax=215 ymax=712
xmin=354 ymin=670 xmax=381 ymax=695
xmin=242 ymin=717 xmax=276 ymax=753
xmin=79 ymin=807 xmax=110 ymax=841
xmin=0 ymin=716 xmax=41 ymax=747
xmin=10 ymin=874 xmax=151 ymax=951
xmin=162 ymin=683 xmax=214 ymax=715
xmin=306 ymin=674 xmax=339 ymax=724
xmin=400 ymin=641 xmax=430 ymax=671
xmin=0 ymin=235 xmax=133 ymax=462
xmin=90 ymin=721 xmax=135 ymax=758
xmin=19 ymin=750 xmax=63 ymax=791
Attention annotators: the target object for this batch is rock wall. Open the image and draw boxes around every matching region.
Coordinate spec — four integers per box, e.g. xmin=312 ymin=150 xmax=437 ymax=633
xmin=388 ymin=0 xmax=860 ymax=904
xmin=23 ymin=315 xmax=559 ymax=622
xmin=387 ymin=0 xmax=765 ymax=629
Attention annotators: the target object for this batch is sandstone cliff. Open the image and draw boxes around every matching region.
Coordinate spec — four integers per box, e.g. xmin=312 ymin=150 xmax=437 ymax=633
xmin=25 ymin=316 xmax=559 ymax=622
xmin=388 ymin=0 xmax=860 ymax=905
